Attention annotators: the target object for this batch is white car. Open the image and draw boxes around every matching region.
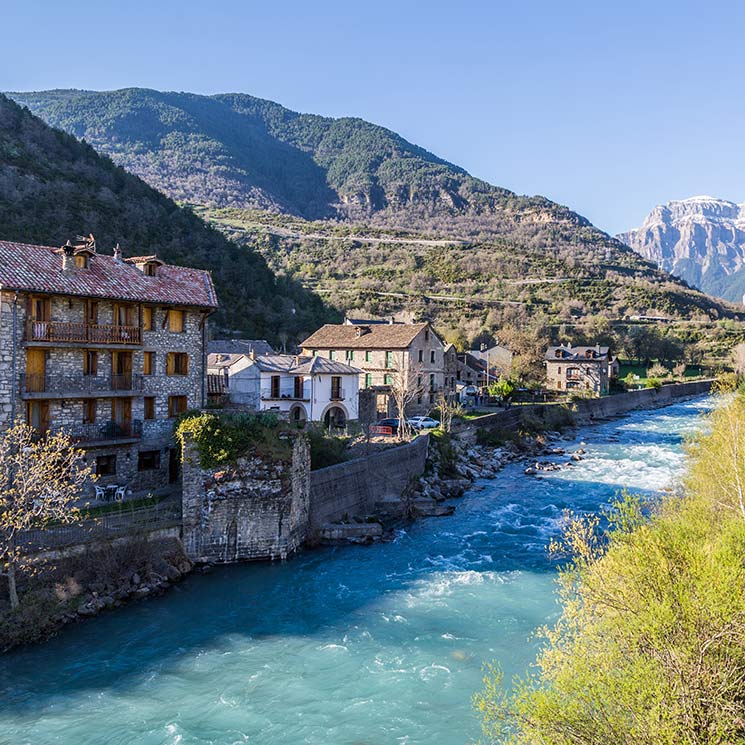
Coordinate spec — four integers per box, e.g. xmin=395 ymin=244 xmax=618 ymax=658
xmin=407 ymin=416 xmax=441 ymax=430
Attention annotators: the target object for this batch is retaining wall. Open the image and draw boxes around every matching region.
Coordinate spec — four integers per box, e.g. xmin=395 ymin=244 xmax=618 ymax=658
xmin=452 ymin=379 xmax=713 ymax=439
xmin=309 ymin=435 xmax=430 ymax=533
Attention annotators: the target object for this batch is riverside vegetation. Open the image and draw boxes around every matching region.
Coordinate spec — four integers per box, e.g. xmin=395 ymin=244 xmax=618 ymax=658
xmin=474 ymin=391 xmax=745 ymax=744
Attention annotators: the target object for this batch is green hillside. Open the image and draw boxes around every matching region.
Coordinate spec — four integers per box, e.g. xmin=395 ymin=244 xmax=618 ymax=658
xmin=0 ymin=94 xmax=334 ymax=342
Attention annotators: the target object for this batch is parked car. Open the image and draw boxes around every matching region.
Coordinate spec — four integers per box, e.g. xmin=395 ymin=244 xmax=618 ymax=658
xmin=373 ymin=418 xmax=400 ymax=435
xmin=407 ymin=416 xmax=441 ymax=430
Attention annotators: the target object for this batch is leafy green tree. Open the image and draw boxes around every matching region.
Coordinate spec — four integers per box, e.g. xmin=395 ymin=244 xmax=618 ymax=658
xmin=488 ymin=377 xmax=515 ymax=401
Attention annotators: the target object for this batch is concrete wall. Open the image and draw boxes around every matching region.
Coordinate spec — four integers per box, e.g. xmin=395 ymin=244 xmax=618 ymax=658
xmin=308 ymin=435 xmax=429 ymax=533
xmin=181 ymin=434 xmax=311 ymax=563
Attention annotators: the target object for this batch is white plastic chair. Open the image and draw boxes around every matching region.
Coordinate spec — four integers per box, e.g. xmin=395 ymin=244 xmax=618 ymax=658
xmin=94 ymin=485 xmax=106 ymax=502
xmin=114 ymin=485 xmax=126 ymax=503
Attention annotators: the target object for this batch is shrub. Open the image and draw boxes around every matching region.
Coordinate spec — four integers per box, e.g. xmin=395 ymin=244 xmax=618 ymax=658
xmin=307 ymin=426 xmax=349 ymax=470
xmin=645 ymin=377 xmax=662 ymax=390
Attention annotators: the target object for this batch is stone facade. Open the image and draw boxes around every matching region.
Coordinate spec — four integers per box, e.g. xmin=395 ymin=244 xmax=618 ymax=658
xmin=300 ymin=322 xmax=446 ymax=416
xmin=545 ymin=344 xmax=614 ymax=397
xmin=180 ymin=434 xmax=311 ymax=563
xmin=0 ymin=253 xmax=214 ymax=494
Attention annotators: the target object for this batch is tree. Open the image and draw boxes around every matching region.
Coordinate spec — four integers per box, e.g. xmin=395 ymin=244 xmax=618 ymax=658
xmin=388 ymin=356 xmax=424 ymax=441
xmin=436 ymin=391 xmax=463 ymax=434
xmin=488 ymin=377 xmax=515 ymax=402
xmin=0 ymin=423 xmax=92 ymax=610
xmin=732 ymin=343 xmax=745 ymax=376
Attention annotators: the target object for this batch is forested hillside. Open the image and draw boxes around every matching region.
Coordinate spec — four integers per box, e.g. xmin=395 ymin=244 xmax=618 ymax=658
xmin=8 ymin=88 xmax=744 ymax=371
xmin=0 ymin=94 xmax=334 ymax=341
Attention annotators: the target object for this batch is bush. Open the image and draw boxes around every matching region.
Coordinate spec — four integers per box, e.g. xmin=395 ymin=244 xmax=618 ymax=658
xmin=307 ymin=426 xmax=348 ymax=470
xmin=475 ymin=395 xmax=745 ymax=743
xmin=644 ymin=377 xmax=662 ymax=390
xmin=175 ymin=410 xmax=285 ymax=468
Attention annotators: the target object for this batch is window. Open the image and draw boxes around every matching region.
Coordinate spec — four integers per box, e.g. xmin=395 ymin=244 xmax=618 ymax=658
xmin=29 ymin=296 xmax=51 ymax=321
xmin=331 ymin=376 xmax=342 ymax=399
xmin=345 ymin=350 xmax=354 ymax=361
xmin=74 ymin=254 xmax=88 ymax=269
xmin=293 ymin=376 xmax=304 ymax=399
xmin=168 ymin=309 xmax=185 ymax=333
xmin=96 ymin=454 xmax=116 ymax=476
xmin=85 ymin=300 xmax=98 ymax=325
xmin=557 ymin=366 xmax=562 ymax=375
xmin=144 ymin=396 xmax=155 ymax=420
xmin=329 ymin=350 xmax=336 ymax=361
xmin=25 ymin=401 xmax=49 ymax=433
xmin=270 ymin=375 xmax=280 ymax=398
xmin=138 ymin=450 xmax=161 ymax=471
xmin=418 ymin=350 xmax=423 ymax=363
xmin=143 ymin=351 xmax=155 ymax=375
xmin=385 ymin=351 xmax=393 ymax=368
xmin=83 ymin=399 xmax=96 ymax=424
xmin=144 ymin=263 xmax=158 ymax=277
xmin=83 ymin=350 xmax=97 ymax=376
xmin=429 ymin=373 xmax=435 ymax=391
xmin=143 ymin=306 xmax=153 ymax=331
xmin=430 ymin=351 xmax=436 ymax=364
xmin=365 ymin=351 xmax=372 ymax=362
xmin=168 ymin=395 xmax=188 ymax=417
xmin=384 ymin=374 xmax=393 ymax=386
xmin=114 ymin=303 xmax=135 ymax=327
xmin=424 ymin=329 xmax=430 ymax=341
xmin=364 ymin=373 xmax=373 ymax=388
xmin=311 ymin=349 xmax=318 ymax=357
xmin=166 ymin=352 xmax=189 ymax=376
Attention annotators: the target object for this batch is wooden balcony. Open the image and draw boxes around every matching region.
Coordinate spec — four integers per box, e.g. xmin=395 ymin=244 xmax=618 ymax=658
xmin=25 ymin=320 xmax=142 ymax=346
xmin=21 ymin=374 xmax=144 ymax=398
xmin=65 ymin=419 xmax=143 ymax=446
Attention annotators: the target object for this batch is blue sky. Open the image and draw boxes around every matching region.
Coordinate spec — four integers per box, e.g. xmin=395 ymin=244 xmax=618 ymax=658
xmin=4 ymin=0 xmax=745 ymax=234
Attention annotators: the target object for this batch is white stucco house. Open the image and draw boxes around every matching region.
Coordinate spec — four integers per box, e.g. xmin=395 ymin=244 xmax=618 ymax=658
xmin=207 ymin=352 xmax=361 ymax=427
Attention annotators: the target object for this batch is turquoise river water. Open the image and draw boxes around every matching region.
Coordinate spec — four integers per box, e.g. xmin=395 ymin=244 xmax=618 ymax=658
xmin=0 ymin=397 xmax=712 ymax=744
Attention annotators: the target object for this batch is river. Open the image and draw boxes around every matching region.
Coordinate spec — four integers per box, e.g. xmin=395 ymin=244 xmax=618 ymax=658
xmin=0 ymin=397 xmax=712 ymax=744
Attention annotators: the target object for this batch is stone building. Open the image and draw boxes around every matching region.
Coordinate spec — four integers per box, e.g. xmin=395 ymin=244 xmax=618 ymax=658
xmin=545 ymin=344 xmax=616 ymax=397
xmin=207 ymin=351 xmax=361 ymax=428
xmin=0 ymin=238 xmax=218 ymax=493
xmin=299 ymin=321 xmax=445 ymax=416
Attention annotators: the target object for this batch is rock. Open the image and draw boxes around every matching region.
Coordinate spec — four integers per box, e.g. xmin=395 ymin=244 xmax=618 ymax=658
xmin=131 ymin=573 xmax=141 ymax=586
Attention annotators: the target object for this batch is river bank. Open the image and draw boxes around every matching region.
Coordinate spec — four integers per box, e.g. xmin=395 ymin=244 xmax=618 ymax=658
xmin=0 ymin=397 xmax=713 ymax=743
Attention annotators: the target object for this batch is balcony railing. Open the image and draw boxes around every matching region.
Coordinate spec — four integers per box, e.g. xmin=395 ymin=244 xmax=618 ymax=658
xmin=21 ymin=373 xmax=144 ymax=396
xmin=63 ymin=419 xmax=143 ymax=444
xmin=25 ymin=320 xmax=142 ymax=345
xmin=261 ymin=387 xmax=309 ymax=401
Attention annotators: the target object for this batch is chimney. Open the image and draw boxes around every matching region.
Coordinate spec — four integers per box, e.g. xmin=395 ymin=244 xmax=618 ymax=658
xmin=113 ymin=243 xmax=123 ymax=262
xmin=61 ymin=240 xmax=75 ymax=272
xmin=248 ymin=348 xmax=256 ymax=360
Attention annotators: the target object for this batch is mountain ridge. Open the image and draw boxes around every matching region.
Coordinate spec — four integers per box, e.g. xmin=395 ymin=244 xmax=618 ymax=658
xmin=619 ymin=196 xmax=745 ymax=303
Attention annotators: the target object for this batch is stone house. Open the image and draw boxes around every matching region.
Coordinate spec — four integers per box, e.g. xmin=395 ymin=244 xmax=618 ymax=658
xmin=206 ymin=339 xmax=275 ymax=405
xmin=0 ymin=238 xmax=218 ymax=493
xmin=299 ymin=321 xmax=446 ymax=417
xmin=545 ymin=344 xmax=616 ymax=397
xmin=206 ymin=352 xmax=361 ymax=428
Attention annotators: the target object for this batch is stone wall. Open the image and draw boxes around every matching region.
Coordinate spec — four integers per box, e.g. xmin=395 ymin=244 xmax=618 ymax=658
xmin=451 ymin=379 xmax=713 ymax=439
xmin=308 ymin=435 xmax=430 ymax=535
xmin=181 ymin=434 xmax=311 ymax=563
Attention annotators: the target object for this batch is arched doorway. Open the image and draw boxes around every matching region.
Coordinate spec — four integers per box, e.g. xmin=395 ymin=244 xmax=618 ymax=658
xmin=289 ymin=404 xmax=307 ymax=427
xmin=323 ymin=405 xmax=347 ymax=431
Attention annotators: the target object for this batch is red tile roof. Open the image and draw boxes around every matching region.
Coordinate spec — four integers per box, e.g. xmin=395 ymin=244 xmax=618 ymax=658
xmin=0 ymin=240 xmax=218 ymax=308
xmin=300 ymin=322 xmax=432 ymax=350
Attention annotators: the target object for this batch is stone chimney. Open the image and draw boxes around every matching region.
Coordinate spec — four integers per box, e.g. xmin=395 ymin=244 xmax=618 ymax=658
xmin=248 ymin=348 xmax=256 ymax=361
xmin=113 ymin=243 xmax=123 ymax=262
xmin=61 ymin=240 xmax=75 ymax=272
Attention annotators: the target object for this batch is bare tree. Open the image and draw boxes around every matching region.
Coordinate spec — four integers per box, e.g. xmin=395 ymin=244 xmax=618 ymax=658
xmin=388 ymin=355 xmax=424 ymax=441
xmin=732 ymin=343 xmax=745 ymax=376
xmin=436 ymin=391 xmax=463 ymax=434
xmin=0 ymin=423 xmax=93 ymax=609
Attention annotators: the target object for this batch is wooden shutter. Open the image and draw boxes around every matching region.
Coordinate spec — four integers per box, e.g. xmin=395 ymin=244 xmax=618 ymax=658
xmin=166 ymin=353 xmax=175 ymax=375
